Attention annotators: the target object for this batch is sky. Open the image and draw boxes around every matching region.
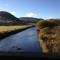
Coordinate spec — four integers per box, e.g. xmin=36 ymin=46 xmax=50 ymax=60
xmin=0 ymin=0 xmax=60 ymax=19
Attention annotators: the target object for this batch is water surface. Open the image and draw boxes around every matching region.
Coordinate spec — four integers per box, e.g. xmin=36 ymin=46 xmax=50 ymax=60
xmin=0 ymin=27 xmax=41 ymax=53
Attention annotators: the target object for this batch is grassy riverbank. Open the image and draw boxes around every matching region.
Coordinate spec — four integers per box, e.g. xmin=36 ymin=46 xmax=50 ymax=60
xmin=0 ymin=25 xmax=34 ymax=39
xmin=36 ymin=19 xmax=60 ymax=56
xmin=0 ymin=25 xmax=31 ymax=33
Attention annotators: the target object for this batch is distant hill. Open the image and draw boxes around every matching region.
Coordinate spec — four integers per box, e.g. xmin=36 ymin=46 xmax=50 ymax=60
xmin=19 ymin=17 xmax=44 ymax=24
xmin=0 ymin=11 xmax=23 ymax=25
xmin=0 ymin=11 xmax=44 ymax=25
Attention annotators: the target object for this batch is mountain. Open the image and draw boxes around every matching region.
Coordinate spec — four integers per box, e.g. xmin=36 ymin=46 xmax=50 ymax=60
xmin=19 ymin=17 xmax=44 ymax=24
xmin=0 ymin=11 xmax=23 ymax=25
xmin=0 ymin=11 xmax=44 ymax=25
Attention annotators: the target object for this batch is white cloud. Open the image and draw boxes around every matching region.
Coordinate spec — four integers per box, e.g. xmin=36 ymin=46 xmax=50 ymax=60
xmin=10 ymin=11 xmax=16 ymax=16
xmin=48 ymin=17 xmax=54 ymax=19
xmin=26 ymin=12 xmax=35 ymax=17
xmin=44 ymin=17 xmax=55 ymax=19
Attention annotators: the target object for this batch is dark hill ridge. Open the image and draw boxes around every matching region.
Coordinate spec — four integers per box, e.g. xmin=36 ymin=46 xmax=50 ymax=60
xmin=0 ymin=11 xmax=44 ymax=25
xmin=0 ymin=11 xmax=23 ymax=25
xmin=19 ymin=17 xmax=44 ymax=24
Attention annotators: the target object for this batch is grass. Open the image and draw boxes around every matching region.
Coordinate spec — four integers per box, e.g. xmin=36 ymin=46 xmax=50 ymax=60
xmin=36 ymin=20 xmax=60 ymax=56
xmin=0 ymin=25 xmax=34 ymax=39
xmin=0 ymin=26 xmax=30 ymax=33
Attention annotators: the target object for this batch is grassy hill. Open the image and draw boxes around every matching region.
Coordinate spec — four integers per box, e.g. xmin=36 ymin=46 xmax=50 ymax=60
xmin=0 ymin=11 xmax=44 ymax=25
xmin=19 ymin=17 xmax=44 ymax=24
xmin=0 ymin=11 xmax=23 ymax=25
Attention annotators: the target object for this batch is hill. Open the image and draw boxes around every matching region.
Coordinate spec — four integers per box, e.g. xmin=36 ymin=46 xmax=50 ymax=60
xmin=0 ymin=11 xmax=23 ymax=25
xmin=0 ymin=11 xmax=44 ymax=25
xmin=19 ymin=17 xmax=44 ymax=24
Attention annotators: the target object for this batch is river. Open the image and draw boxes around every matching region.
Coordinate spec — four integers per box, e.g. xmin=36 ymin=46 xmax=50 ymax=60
xmin=0 ymin=27 xmax=44 ymax=56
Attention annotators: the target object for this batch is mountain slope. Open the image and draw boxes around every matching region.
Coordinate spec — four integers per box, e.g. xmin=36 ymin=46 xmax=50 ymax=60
xmin=0 ymin=11 xmax=44 ymax=25
xmin=19 ymin=17 xmax=44 ymax=24
xmin=0 ymin=11 xmax=23 ymax=25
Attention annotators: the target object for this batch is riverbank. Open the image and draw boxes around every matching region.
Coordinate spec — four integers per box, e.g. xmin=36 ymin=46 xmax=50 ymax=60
xmin=36 ymin=19 xmax=60 ymax=56
xmin=0 ymin=25 xmax=35 ymax=39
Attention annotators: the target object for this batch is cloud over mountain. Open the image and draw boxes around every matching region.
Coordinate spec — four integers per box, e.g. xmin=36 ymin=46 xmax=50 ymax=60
xmin=26 ymin=12 xmax=35 ymax=17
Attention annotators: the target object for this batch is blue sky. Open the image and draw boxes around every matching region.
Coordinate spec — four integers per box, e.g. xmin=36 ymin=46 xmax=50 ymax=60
xmin=0 ymin=0 xmax=60 ymax=19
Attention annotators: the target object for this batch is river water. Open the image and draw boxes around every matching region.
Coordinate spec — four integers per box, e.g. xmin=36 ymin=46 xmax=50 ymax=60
xmin=0 ymin=27 xmax=42 ymax=53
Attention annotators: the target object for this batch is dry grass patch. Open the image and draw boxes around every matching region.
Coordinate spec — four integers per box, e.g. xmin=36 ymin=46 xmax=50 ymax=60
xmin=0 ymin=25 xmax=30 ymax=33
xmin=36 ymin=20 xmax=60 ymax=56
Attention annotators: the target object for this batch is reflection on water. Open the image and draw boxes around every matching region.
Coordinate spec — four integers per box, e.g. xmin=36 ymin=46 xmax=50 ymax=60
xmin=0 ymin=28 xmax=41 ymax=52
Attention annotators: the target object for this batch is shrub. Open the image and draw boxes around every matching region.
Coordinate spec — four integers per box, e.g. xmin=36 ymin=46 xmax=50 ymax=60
xmin=36 ymin=20 xmax=57 ymax=30
xmin=48 ymin=19 xmax=60 ymax=26
xmin=36 ymin=19 xmax=60 ymax=56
